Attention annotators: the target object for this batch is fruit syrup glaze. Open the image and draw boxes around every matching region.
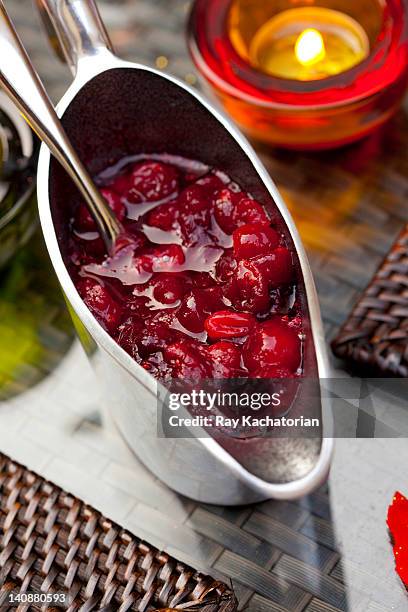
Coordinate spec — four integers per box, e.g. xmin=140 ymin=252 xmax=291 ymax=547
xmin=67 ymin=154 xmax=304 ymax=383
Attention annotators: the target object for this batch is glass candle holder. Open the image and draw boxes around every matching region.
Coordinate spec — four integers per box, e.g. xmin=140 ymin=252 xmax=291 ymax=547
xmin=0 ymin=93 xmax=38 ymax=271
xmin=188 ymin=0 xmax=408 ymax=150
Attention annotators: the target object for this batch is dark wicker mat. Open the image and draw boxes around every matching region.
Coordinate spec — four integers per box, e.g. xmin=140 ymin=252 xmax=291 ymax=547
xmin=0 ymin=454 xmax=238 ymax=612
xmin=331 ymin=224 xmax=408 ymax=377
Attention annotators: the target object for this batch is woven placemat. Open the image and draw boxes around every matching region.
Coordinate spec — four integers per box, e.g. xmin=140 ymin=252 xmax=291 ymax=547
xmin=0 ymin=454 xmax=238 ymax=612
xmin=331 ymin=224 xmax=408 ymax=376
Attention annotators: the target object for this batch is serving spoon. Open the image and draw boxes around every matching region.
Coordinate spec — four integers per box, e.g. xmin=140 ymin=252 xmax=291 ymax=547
xmin=0 ymin=0 xmax=121 ymax=253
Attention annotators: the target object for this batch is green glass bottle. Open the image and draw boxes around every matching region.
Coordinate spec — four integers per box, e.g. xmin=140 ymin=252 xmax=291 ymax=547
xmin=0 ymin=92 xmax=38 ymax=271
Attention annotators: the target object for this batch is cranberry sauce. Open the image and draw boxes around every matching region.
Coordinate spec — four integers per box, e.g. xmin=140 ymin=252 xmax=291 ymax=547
xmin=68 ymin=154 xmax=303 ymax=382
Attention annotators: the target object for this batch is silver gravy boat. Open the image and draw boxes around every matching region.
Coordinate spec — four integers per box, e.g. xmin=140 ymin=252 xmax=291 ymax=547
xmin=35 ymin=0 xmax=333 ymax=504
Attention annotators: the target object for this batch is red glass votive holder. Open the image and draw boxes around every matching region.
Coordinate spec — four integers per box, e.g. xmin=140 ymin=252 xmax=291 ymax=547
xmin=188 ymin=0 xmax=408 ymax=150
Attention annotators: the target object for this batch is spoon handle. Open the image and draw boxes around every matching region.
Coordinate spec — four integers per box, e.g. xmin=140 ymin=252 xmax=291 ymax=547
xmin=0 ymin=0 xmax=121 ymax=253
xmin=35 ymin=0 xmax=114 ymax=76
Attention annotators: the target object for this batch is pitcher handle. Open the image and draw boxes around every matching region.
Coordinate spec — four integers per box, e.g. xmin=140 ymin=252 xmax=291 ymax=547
xmin=35 ymin=0 xmax=114 ymax=75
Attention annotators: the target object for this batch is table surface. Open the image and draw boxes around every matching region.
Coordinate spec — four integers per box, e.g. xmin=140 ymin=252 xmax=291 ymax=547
xmin=1 ymin=1 xmax=408 ymax=611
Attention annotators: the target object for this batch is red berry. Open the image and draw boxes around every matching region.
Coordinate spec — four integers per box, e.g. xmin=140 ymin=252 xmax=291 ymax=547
xmin=213 ymin=188 xmax=240 ymax=234
xmin=232 ymin=259 xmax=271 ymax=313
xmin=205 ymin=311 xmax=256 ymax=339
xmin=110 ymin=172 xmax=132 ymax=195
xmin=176 ymin=290 xmax=207 ymax=334
xmin=201 ymin=286 xmax=225 ymax=312
xmin=190 ymin=272 xmax=217 ymax=288
xmin=77 ymin=235 xmax=106 ymax=258
xmin=77 ymin=278 xmax=122 ymax=334
xmin=137 ymin=245 xmax=185 ymax=275
xmin=126 ymin=295 xmax=152 ymax=319
xmin=153 ymin=245 xmax=185 ymax=272
xmin=139 ymin=311 xmax=181 ymax=355
xmin=152 ymin=273 xmax=186 ymax=305
xmin=252 ymin=247 xmax=294 ymax=287
xmin=215 ymin=249 xmax=237 ymax=283
xmin=165 ymin=340 xmax=211 ymax=378
xmin=101 ymin=188 xmax=126 ymax=220
xmin=196 ymin=174 xmax=225 ymax=196
xmin=178 ymin=185 xmax=211 ymax=240
xmin=234 ymin=198 xmax=269 ymax=227
xmin=132 ymin=253 xmax=154 ymax=275
xmin=117 ymin=316 xmax=144 ymax=362
xmin=207 ymin=341 xmax=242 ymax=378
xmin=127 ymin=161 xmax=178 ymax=202
xmin=243 ymin=319 xmax=302 ymax=373
xmin=176 ymin=287 xmax=224 ymax=334
xmin=233 ymin=223 xmax=280 ymax=260
xmin=114 ymin=230 xmax=146 ymax=255
xmin=75 ymin=204 xmax=96 ymax=233
xmin=75 ymin=188 xmax=126 ymax=233
xmin=179 ymin=185 xmax=210 ymax=216
xmin=147 ymin=203 xmax=179 ymax=231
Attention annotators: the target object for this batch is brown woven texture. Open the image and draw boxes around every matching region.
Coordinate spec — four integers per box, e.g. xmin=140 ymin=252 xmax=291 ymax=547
xmin=332 ymin=224 xmax=408 ymax=377
xmin=0 ymin=454 xmax=237 ymax=612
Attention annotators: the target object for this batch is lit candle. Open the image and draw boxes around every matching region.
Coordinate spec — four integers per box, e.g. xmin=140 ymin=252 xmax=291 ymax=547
xmin=247 ymin=7 xmax=370 ymax=80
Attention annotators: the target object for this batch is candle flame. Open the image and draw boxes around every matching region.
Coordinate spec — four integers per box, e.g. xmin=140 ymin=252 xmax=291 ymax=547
xmin=295 ymin=28 xmax=326 ymax=66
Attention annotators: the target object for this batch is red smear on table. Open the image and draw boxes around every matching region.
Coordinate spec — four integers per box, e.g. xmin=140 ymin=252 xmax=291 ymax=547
xmin=388 ymin=492 xmax=408 ymax=587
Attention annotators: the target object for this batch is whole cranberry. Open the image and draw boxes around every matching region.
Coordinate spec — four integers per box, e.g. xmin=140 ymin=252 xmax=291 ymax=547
xmin=201 ymin=286 xmax=225 ymax=312
xmin=127 ymin=161 xmax=179 ymax=203
xmin=243 ymin=319 xmax=302 ymax=373
xmin=75 ymin=234 xmax=106 ymax=258
xmin=152 ymin=273 xmax=186 ymax=305
xmin=190 ymin=272 xmax=217 ymax=288
xmin=165 ymin=340 xmax=211 ymax=379
xmin=126 ymin=295 xmax=152 ymax=319
xmin=147 ymin=203 xmax=179 ymax=231
xmin=205 ymin=311 xmax=256 ymax=340
xmin=139 ymin=310 xmax=181 ymax=356
xmin=232 ymin=259 xmax=271 ymax=313
xmin=75 ymin=187 xmax=126 ymax=233
xmin=233 ymin=223 xmax=280 ymax=260
xmin=101 ymin=188 xmax=127 ymax=220
xmin=114 ymin=230 xmax=146 ymax=255
xmin=213 ymin=188 xmax=241 ymax=234
xmin=117 ymin=316 xmax=144 ymax=362
xmin=178 ymin=184 xmax=211 ymax=236
xmin=251 ymin=247 xmax=294 ymax=287
xmin=176 ymin=290 xmax=207 ymax=333
xmin=75 ymin=204 xmax=96 ymax=233
xmin=69 ymin=241 xmax=96 ymax=267
xmin=215 ymin=249 xmax=237 ymax=283
xmin=196 ymin=174 xmax=225 ymax=196
xmin=110 ymin=172 xmax=132 ymax=195
xmin=233 ymin=198 xmax=269 ymax=227
xmin=77 ymin=278 xmax=122 ymax=334
xmin=207 ymin=341 xmax=242 ymax=378
xmin=149 ymin=245 xmax=185 ymax=273
xmin=176 ymin=287 xmax=223 ymax=334
xmin=132 ymin=252 xmax=155 ymax=275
